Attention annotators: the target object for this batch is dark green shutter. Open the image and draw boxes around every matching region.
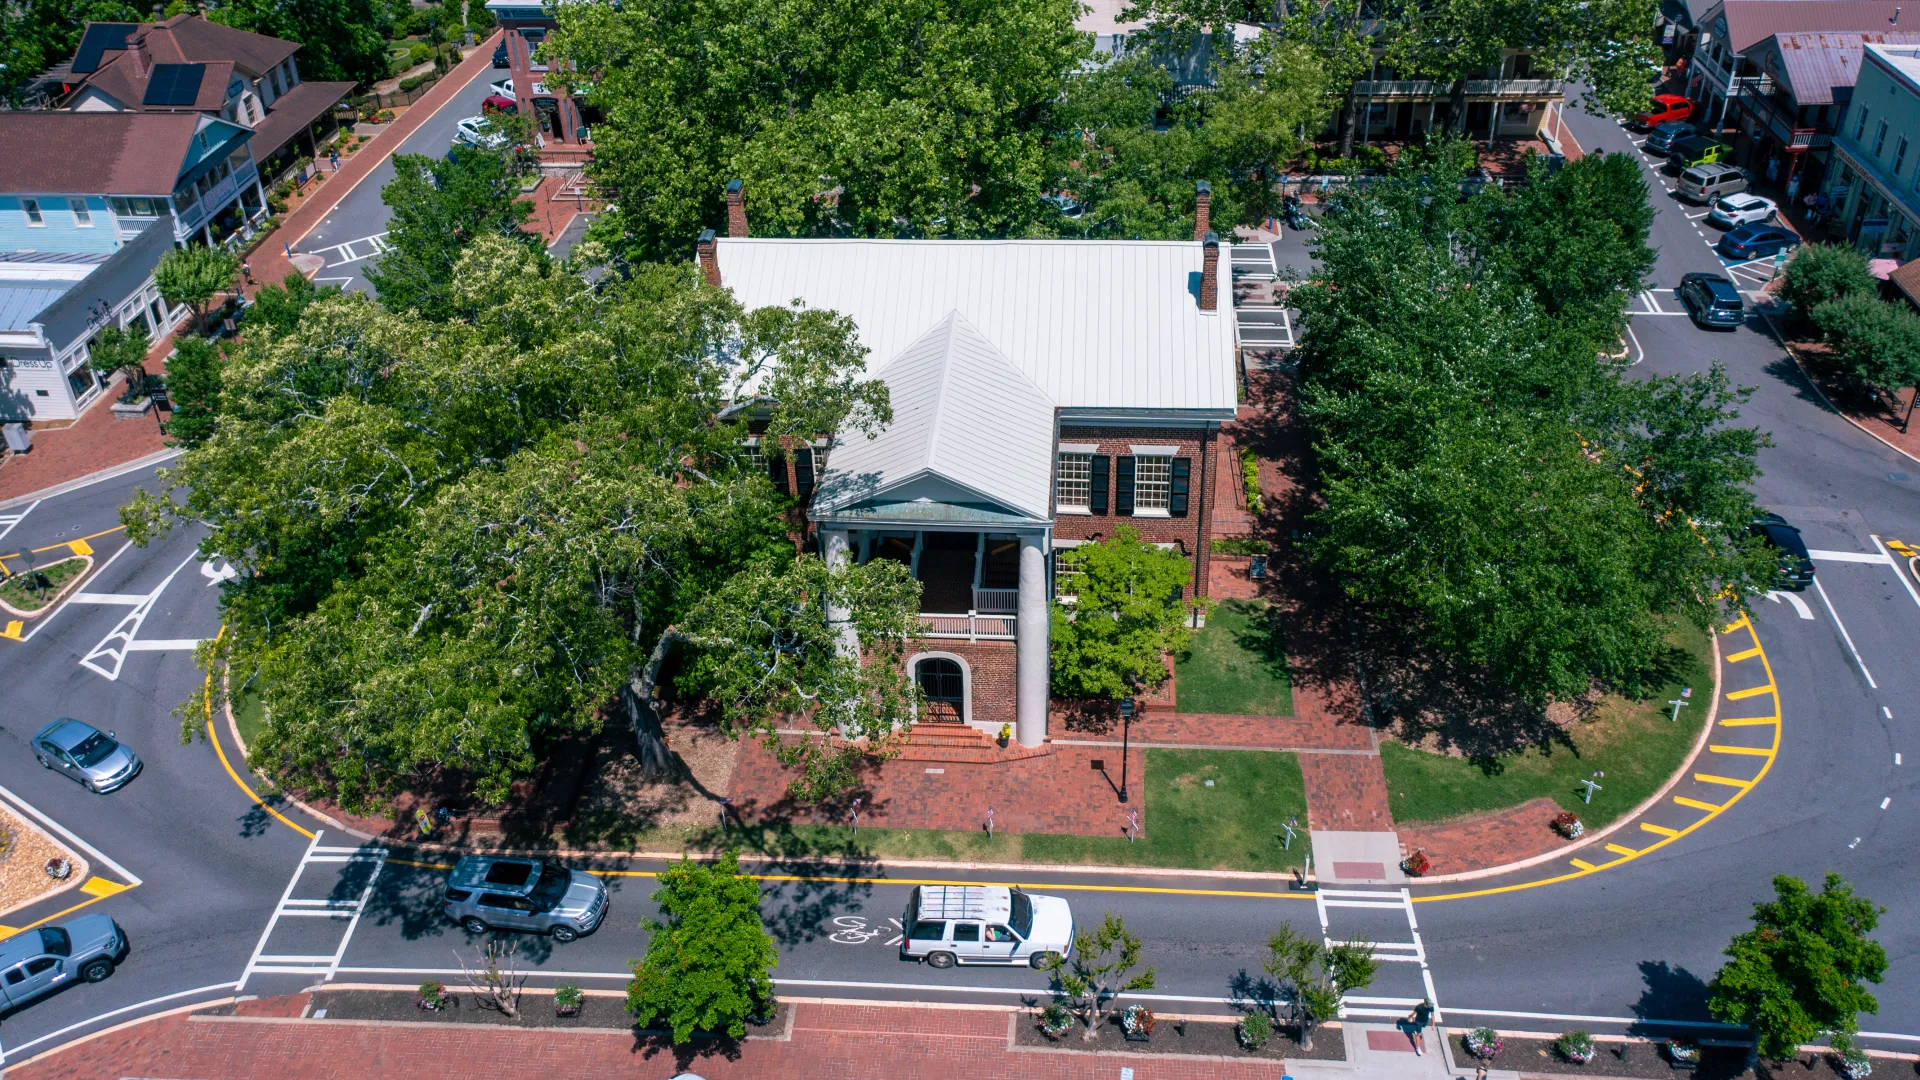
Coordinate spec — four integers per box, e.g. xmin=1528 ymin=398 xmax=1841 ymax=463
xmin=1169 ymin=457 xmax=1191 ymax=517
xmin=1115 ymin=456 xmax=1135 ymax=516
xmin=767 ymin=451 xmax=790 ymax=495
xmin=795 ymin=448 xmax=816 ymax=501
xmin=1089 ymin=455 xmax=1110 ymax=515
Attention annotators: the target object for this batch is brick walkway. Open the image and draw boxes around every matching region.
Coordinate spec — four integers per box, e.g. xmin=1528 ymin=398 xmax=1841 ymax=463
xmin=0 ymin=375 xmax=169 ymax=502
xmin=1396 ymin=797 xmax=1564 ymax=875
xmin=8 ymin=995 xmax=1319 ymax=1080
xmin=1053 ymin=709 xmax=1370 ymax=751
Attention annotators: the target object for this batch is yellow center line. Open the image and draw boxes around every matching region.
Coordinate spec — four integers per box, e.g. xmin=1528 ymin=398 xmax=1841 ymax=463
xmin=202 ymin=626 xmax=316 ymax=840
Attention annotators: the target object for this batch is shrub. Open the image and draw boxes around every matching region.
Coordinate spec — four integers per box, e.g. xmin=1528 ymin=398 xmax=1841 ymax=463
xmin=1038 ymin=1002 xmax=1074 ymax=1038
xmin=1810 ymin=292 xmax=1920 ymax=397
xmin=1211 ymin=537 xmax=1269 ymax=557
xmin=1666 ymin=1038 xmax=1699 ymax=1064
xmin=1237 ymin=1011 xmax=1272 ymax=1049
xmin=417 ymin=980 xmax=448 ymax=1009
xmin=1121 ymin=1004 xmax=1156 ymax=1038
xmin=400 ymin=71 xmax=437 ymax=93
xmin=1782 ymin=243 xmax=1877 ymax=319
xmin=1555 ymin=1030 xmax=1595 ymax=1064
xmin=1401 ymin=850 xmax=1430 ymax=876
xmin=1464 ymin=1026 xmax=1503 ymax=1059
xmin=1240 ymin=447 xmax=1262 ymax=514
xmin=408 ymin=42 xmax=432 ymax=68
xmin=553 ymin=983 xmax=583 ymax=1015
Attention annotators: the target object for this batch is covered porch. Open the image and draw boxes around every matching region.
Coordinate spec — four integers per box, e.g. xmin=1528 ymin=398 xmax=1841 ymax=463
xmin=855 ymin=529 xmax=1026 ymax=641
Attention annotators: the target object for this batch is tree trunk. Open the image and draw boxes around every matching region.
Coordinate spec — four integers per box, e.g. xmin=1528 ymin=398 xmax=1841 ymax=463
xmin=623 ymin=629 xmax=684 ymax=778
xmin=1446 ymin=79 xmax=1469 ymax=134
xmin=1336 ymin=82 xmax=1360 ymax=159
xmin=1300 ymin=1016 xmax=1315 ymax=1051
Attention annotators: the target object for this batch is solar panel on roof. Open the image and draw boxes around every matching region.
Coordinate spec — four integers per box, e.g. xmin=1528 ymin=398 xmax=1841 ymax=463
xmin=143 ymin=63 xmax=206 ymax=107
xmin=72 ymin=23 xmax=136 ymax=75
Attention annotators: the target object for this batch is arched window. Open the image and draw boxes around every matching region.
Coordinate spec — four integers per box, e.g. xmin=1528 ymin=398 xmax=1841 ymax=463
xmin=915 ymin=657 xmax=965 ymax=722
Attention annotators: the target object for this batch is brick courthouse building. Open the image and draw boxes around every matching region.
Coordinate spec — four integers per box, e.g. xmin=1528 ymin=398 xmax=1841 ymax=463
xmin=701 ymin=185 xmax=1239 ymax=749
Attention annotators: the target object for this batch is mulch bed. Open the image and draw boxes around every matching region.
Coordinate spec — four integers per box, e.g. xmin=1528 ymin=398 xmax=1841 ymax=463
xmin=1447 ymin=1034 xmax=1909 ymax=1080
xmin=307 ymin=988 xmax=789 ymax=1040
xmin=1014 ymin=1013 xmax=1346 ymax=1061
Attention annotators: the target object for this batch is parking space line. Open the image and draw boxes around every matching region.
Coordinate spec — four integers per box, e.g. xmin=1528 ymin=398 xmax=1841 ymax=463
xmin=1674 ymin=796 xmax=1723 ymax=811
xmin=1719 ymin=715 xmax=1778 ymax=727
xmin=1871 ymin=535 xmax=1920 ymax=611
xmin=1709 ymin=744 xmax=1771 ymax=756
xmin=1809 ymin=548 xmax=1894 ymax=564
xmin=1725 ymin=646 xmax=1764 ymax=662
xmin=1569 ymin=858 xmax=1596 ymax=870
xmin=1640 ymin=822 xmax=1681 ymax=837
xmin=1604 ymin=843 xmax=1639 ymax=857
xmin=1694 ymin=773 xmax=1751 ymax=788
xmin=1725 ymin=684 xmax=1774 ymax=700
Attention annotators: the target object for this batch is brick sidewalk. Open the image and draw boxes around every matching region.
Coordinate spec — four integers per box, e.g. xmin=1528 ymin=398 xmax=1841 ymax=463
xmin=8 ymin=995 xmax=1312 ymax=1080
xmin=0 ymin=375 xmax=169 ymax=503
xmin=1397 ymin=797 xmax=1564 ymax=875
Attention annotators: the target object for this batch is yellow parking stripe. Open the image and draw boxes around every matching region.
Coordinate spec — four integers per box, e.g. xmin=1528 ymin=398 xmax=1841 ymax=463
xmin=1695 ymin=773 xmax=1751 ymax=788
xmin=1673 ymin=796 xmax=1722 ymax=812
xmin=0 ymin=621 xmax=20 ymax=641
xmin=66 ymin=539 xmax=92 ymax=557
xmin=1718 ymin=716 xmax=1778 ymax=727
xmin=1726 ymin=646 xmax=1764 ymax=662
xmin=78 ymin=877 xmax=127 ymax=898
xmin=1640 ymin=823 xmax=1681 ymax=837
xmin=1710 ymin=744 xmax=1771 ymax=756
xmin=1725 ymin=685 xmax=1775 ymax=700
xmin=1570 ymin=859 xmax=1597 ymax=871
xmin=1605 ymin=843 xmax=1639 ymax=857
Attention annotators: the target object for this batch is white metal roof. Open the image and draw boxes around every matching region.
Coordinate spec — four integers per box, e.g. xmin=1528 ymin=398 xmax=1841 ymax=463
xmin=714 ymin=238 xmax=1238 ymax=416
xmin=813 ymin=311 xmax=1057 ymax=524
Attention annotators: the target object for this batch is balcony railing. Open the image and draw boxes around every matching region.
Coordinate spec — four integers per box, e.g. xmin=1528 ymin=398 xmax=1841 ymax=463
xmin=973 ymin=587 xmax=1017 ymax=614
xmin=919 ymin=612 xmax=1015 ymax=641
xmin=1350 ymin=78 xmax=1561 ymax=100
xmin=1736 ymin=89 xmax=1822 ymax=150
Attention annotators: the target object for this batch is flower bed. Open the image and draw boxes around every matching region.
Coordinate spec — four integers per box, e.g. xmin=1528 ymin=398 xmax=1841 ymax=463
xmin=1014 ymin=1012 xmax=1347 ymax=1060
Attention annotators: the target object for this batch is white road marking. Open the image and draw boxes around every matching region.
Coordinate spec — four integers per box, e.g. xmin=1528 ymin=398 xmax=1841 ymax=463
xmin=67 ymin=592 xmax=147 ymax=606
xmin=9 ymin=539 xmax=136 ymax=643
xmin=0 ymin=499 xmax=41 ymax=545
xmin=1882 ymin=797 xmax=1892 ymax=809
xmin=238 ymin=832 xmax=388 ymax=989
xmin=1871 ymin=535 xmax=1920 ymax=610
xmin=0 ymin=780 xmax=141 ymax=884
xmin=123 ymin=639 xmax=203 ymax=652
xmin=301 ymin=231 xmax=391 ymax=269
xmin=1814 ymin=577 xmax=1877 ymax=689
xmin=200 ymin=557 xmax=238 ymax=586
xmin=1765 ymin=590 xmax=1815 ymax=619
xmin=1809 ymin=549 xmax=1895 ymax=564
xmin=0 ymin=981 xmax=238 ymax=1064
xmin=1625 ymin=321 xmax=1645 ymax=365
xmin=78 ymin=553 xmax=197 ymax=680
xmin=1897 ymin=753 xmax=1903 ymax=764
xmin=1887 ymin=707 xmax=1895 ymax=719
xmin=1686 ymin=210 xmax=1712 ymax=220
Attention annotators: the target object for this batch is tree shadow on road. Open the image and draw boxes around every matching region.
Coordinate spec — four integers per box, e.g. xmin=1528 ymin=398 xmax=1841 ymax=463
xmin=1630 ymin=958 xmax=1712 ymax=1029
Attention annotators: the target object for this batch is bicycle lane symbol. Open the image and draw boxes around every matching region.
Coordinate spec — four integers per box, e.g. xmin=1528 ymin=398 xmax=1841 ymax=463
xmin=829 ymin=915 xmax=903 ymax=946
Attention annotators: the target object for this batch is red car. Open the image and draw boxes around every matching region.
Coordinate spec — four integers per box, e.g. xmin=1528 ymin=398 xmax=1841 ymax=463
xmin=1636 ymin=94 xmax=1692 ymax=129
xmin=481 ymin=94 xmax=517 ymax=114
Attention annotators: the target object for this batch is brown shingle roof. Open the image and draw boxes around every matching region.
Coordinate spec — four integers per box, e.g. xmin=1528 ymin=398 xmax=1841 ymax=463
xmin=1890 ymin=258 xmax=1920 ymax=308
xmin=1719 ymin=2 xmax=1915 ymax=54
xmin=0 ymin=113 xmax=204 ymax=195
xmin=81 ymin=56 xmax=236 ymax=112
xmin=249 ymin=79 xmax=356 ymax=158
xmin=142 ymin=15 xmax=299 ymax=77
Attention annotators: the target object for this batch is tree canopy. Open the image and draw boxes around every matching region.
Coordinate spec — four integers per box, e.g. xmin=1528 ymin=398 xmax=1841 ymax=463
xmin=1708 ymin=873 xmax=1888 ymax=1061
xmin=207 ymin=0 xmax=396 ymax=88
xmin=1811 ymin=292 xmax=1920 ymax=401
xmin=154 ymin=245 xmax=239 ymax=330
xmin=0 ymin=1 xmax=142 ymax=105
xmin=627 ymin=851 xmax=778 ymax=1043
xmin=1294 ymin=147 xmax=1775 ymax=704
xmin=363 ymin=147 xmax=538 ymax=322
xmin=1049 ymin=526 xmax=1200 ymax=701
xmin=124 ymin=233 xmax=901 ymax=811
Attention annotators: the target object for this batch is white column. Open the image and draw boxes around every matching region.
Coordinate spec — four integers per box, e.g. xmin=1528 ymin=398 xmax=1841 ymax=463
xmin=822 ymin=528 xmax=858 ymax=658
xmin=1014 ymin=532 xmax=1049 ymax=747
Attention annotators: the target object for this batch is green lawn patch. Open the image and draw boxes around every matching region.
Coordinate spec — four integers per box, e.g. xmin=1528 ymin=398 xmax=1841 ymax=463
xmin=565 ymin=748 xmax=1310 ymax=873
xmin=0 ymin=557 xmax=86 ymax=614
xmin=231 ymin=679 xmax=268 ymax=751
xmin=1378 ymin=620 xmax=1713 ymax=830
xmin=1175 ymin=599 xmax=1292 ymax=715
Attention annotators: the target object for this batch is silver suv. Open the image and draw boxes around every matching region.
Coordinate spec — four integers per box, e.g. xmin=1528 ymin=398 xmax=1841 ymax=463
xmin=442 ymin=856 xmax=607 ymax=942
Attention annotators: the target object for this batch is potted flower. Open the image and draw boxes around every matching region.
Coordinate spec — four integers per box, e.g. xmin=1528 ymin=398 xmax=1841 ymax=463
xmin=1121 ymin=1004 xmax=1155 ymax=1042
xmin=1552 ymin=811 xmax=1585 ymax=839
xmin=416 ymin=980 xmax=448 ymax=1011
xmin=553 ymin=982 xmax=583 ymax=1017
xmin=1401 ymin=850 xmax=1431 ymax=877
xmin=1665 ymin=1037 xmax=1699 ymax=1069
xmin=1463 ymin=1026 xmax=1503 ymax=1060
xmin=1834 ymin=1035 xmax=1873 ymax=1079
xmin=1237 ymin=1011 xmax=1272 ymax=1050
xmin=1555 ymin=1030 xmax=1595 ymax=1064
xmin=43 ymin=857 xmax=72 ymax=881
xmin=1037 ymin=1002 xmax=1073 ymax=1040
xmin=997 ymin=723 xmax=1012 ymax=748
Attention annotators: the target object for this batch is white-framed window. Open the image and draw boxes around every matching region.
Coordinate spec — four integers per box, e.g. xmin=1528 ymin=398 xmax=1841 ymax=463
xmin=1897 ymin=136 xmax=1910 ymax=178
xmin=1056 ymin=453 xmax=1092 ymax=511
xmin=1875 ymin=120 xmax=1890 ymax=157
xmin=21 ymin=199 xmax=42 ymax=226
xmin=68 ymin=198 xmax=91 ymax=227
xmin=1052 ymin=539 xmax=1084 ymax=601
xmin=1857 ymin=107 xmax=1871 ymax=141
xmin=1133 ymin=455 xmax=1172 ymax=514
xmin=740 ymin=437 xmax=766 ymax=472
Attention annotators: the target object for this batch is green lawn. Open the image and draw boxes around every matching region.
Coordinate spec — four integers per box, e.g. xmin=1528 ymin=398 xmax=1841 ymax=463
xmin=1175 ymin=600 xmax=1293 ymax=715
xmin=565 ymin=748 xmax=1310 ymax=873
xmin=0 ymin=557 xmax=86 ymax=613
xmin=231 ymin=680 xmax=267 ymax=751
xmin=1378 ymin=620 xmax=1713 ymax=829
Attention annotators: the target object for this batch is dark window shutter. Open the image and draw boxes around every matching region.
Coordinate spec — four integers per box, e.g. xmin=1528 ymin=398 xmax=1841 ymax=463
xmin=1169 ymin=457 xmax=1191 ymax=517
xmin=1088 ymin=454 xmax=1110 ymax=515
xmin=795 ymin=448 xmax=816 ymax=501
xmin=1115 ymin=456 xmax=1135 ymax=516
xmin=767 ymin=451 xmax=790 ymax=495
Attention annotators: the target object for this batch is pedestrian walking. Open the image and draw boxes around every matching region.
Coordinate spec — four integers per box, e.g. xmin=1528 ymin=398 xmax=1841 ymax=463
xmin=1474 ymin=1065 xmax=1488 ymax=1080
xmin=330 ymin=150 xmax=341 ymax=172
xmin=241 ymin=259 xmax=253 ymax=285
xmin=1401 ymin=1000 xmax=1433 ymax=1056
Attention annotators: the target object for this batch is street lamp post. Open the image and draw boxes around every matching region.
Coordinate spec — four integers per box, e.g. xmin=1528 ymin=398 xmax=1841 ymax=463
xmin=1117 ymin=698 xmax=1135 ymax=804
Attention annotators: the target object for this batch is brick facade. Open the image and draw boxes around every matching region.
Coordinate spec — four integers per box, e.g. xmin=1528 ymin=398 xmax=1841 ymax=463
xmin=909 ymin=638 xmax=1016 ymax=729
xmin=1051 ymin=424 xmax=1217 ymax=601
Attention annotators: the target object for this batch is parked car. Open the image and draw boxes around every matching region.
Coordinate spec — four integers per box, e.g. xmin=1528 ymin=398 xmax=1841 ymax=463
xmin=901 ymin=885 xmax=1073 ymax=969
xmin=1751 ymin=513 xmax=1816 ymax=590
xmin=492 ymin=42 xmax=509 ymax=68
xmin=0 ymin=917 xmax=127 ymax=1013
xmin=454 ymin=115 xmax=510 ymax=150
xmin=31 ymin=719 xmax=140 ymax=794
xmin=1667 ymin=135 xmax=1730 ymax=171
xmin=443 ymin=856 xmax=607 ymax=942
xmin=1708 ymin=192 xmax=1777 ymax=228
xmin=489 ymin=77 xmax=514 ymax=98
xmin=1645 ymin=120 xmax=1696 ymax=155
xmin=481 ymin=94 xmax=518 ymax=114
xmin=1675 ymin=162 xmax=1747 ymax=203
xmin=1718 ymin=223 xmax=1801 ymax=260
xmin=1678 ymin=272 xmax=1746 ymax=329
xmin=1635 ymin=93 xmax=1693 ymax=129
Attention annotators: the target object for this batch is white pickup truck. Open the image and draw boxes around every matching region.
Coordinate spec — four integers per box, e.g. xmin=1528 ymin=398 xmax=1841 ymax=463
xmin=900 ymin=885 xmax=1074 ymax=969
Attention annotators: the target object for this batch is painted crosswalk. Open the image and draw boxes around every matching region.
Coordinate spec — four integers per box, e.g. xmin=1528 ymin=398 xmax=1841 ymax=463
xmin=302 ymin=231 xmax=391 ymax=269
xmin=238 ymin=831 xmax=388 ymax=991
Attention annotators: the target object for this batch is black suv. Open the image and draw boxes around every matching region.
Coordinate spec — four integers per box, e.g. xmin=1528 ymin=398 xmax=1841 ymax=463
xmin=1678 ymin=273 xmax=1745 ymax=329
xmin=1751 ymin=513 xmax=1815 ymax=590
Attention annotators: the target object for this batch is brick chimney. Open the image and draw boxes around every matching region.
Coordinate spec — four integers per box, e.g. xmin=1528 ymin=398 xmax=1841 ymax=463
xmin=1193 ymin=181 xmax=1211 ymax=242
xmin=1199 ymin=231 xmax=1220 ymax=312
xmin=697 ymin=229 xmax=720 ymax=288
xmin=127 ymin=32 xmax=153 ymax=77
xmin=726 ymin=179 xmax=749 ymax=238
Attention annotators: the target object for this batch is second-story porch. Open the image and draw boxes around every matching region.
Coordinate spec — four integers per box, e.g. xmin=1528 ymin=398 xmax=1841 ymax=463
xmin=851 ymin=529 xmax=1027 ymax=641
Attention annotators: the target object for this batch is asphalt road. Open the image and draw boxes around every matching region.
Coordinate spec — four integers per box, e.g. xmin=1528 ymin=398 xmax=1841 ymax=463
xmin=290 ymin=61 xmax=506 ymax=295
xmin=5 ymin=98 xmax=1920 ymax=1064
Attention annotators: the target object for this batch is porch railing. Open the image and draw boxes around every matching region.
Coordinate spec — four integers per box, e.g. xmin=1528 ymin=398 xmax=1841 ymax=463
xmin=919 ymin=612 xmax=1015 ymax=641
xmin=973 ymin=587 xmax=1017 ymax=614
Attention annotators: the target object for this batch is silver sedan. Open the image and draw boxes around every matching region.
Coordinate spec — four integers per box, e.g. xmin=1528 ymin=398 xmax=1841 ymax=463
xmin=31 ymin=719 xmax=141 ymax=794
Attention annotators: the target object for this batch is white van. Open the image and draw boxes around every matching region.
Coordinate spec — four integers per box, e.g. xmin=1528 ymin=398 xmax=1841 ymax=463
xmin=900 ymin=885 xmax=1074 ymax=969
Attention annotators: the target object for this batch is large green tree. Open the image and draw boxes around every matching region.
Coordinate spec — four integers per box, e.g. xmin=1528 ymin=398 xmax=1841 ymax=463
xmin=1049 ymin=526 xmax=1200 ymax=701
xmin=0 ymin=1 xmax=142 ymax=105
xmin=627 ymin=851 xmax=778 ymax=1043
xmin=1708 ymin=873 xmax=1888 ymax=1061
xmin=160 ymin=337 xmax=222 ymax=447
xmin=207 ymin=0 xmax=395 ymax=88
xmin=543 ymin=0 xmax=1092 ymax=259
xmin=154 ymin=245 xmax=239 ymax=333
xmin=1812 ymin=292 xmax=1920 ymax=401
xmin=1264 ymin=924 xmax=1378 ymax=1051
xmin=1295 ymin=147 xmax=1774 ymax=704
xmin=124 ymin=234 xmax=900 ymax=811
xmin=363 ymin=147 xmax=537 ymax=321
